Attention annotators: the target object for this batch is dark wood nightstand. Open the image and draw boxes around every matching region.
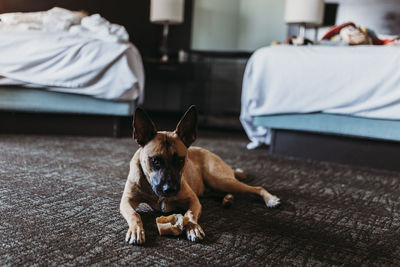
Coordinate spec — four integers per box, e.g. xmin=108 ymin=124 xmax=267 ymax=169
xmin=143 ymin=58 xmax=195 ymax=112
xmin=142 ymin=51 xmax=250 ymax=128
xmin=144 ymin=58 xmax=194 ymax=80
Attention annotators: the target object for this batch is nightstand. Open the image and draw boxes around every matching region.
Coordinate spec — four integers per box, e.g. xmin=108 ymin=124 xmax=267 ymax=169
xmin=143 ymin=58 xmax=195 ymax=112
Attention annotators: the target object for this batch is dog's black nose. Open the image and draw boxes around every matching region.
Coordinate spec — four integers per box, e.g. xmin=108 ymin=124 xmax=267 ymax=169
xmin=162 ymin=184 xmax=177 ymax=196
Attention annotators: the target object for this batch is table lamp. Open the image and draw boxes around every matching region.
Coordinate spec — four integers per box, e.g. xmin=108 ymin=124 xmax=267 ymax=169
xmin=150 ymin=0 xmax=184 ymax=62
xmin=284 ymin=0 xmax=325 ymax=38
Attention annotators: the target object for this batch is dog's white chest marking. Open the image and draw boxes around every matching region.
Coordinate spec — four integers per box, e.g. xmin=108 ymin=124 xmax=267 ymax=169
xmin=161 ymin=200 xmax=166 ymax=213
xmin=160 ymin=199 xmax=171 ymax=213
xmin=159 ymin=199 xmax=178 ymax=213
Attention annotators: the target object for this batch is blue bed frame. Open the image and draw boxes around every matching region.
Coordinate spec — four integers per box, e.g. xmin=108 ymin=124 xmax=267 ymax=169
xmin=0 ymin=86 xmax=136 ymax=136
xmin=0 ymin=87 xmax=136 ymax=116
xmin=254 ymin=113 xmax=400 ymax=172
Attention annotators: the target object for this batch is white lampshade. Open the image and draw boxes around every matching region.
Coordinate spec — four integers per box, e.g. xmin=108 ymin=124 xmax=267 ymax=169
xmin=284 ymin=0 xmax=325 ymax=26
xmin=150 ymin=0 xmax=184 ymax=25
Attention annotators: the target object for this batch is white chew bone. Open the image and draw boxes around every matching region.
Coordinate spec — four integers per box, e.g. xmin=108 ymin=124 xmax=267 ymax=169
xmin=156 ymin=214 xmax=189 ymax=236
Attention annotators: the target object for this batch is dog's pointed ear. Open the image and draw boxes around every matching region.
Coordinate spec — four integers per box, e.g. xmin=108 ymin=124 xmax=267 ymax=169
xmin=175 ymin=105 xmax=198 ymax=147
xmin=133 ymin=108 xmax=157 ymax=146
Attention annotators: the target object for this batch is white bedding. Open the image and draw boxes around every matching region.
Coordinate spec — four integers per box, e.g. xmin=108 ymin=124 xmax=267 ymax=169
xmin=0 ymin=8 xmax=144 ymax=102
xmin=240 ymin=45 xmax=400 ymax=148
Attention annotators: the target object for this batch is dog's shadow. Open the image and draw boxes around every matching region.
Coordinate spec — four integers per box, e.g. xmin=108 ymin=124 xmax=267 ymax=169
xmin=137 ymin=192 xmax=285 ymax=246
xmin=200 ymin=194 xmax=284 ymax=244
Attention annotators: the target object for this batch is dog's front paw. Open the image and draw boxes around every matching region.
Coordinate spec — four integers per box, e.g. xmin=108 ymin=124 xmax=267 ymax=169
xmin=267 ymin=195 xmax=280 ymax=208
xmin=125 ymin=224 xmax=146 ymax=245
xmin=186 ymin=222 xmax=205 ymax=242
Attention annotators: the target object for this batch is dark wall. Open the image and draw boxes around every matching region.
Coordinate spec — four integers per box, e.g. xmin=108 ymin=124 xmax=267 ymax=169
xmin=0 ymin=0 xmax=193 ymax=58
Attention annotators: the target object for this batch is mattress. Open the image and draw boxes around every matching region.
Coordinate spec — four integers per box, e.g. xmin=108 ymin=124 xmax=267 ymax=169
xmin=240 ymin=45 xmax=400 ymax=148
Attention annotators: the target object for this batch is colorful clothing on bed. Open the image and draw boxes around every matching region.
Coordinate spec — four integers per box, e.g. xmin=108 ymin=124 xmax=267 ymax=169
xmin=322 ymin=22 xmax=400 ymax=46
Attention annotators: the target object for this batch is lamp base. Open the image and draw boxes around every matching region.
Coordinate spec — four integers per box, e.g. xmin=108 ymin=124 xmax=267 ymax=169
xmin=161 ymin=54 xmax=169 ymax=62
xmin=299 ymin=24 xmax=306 ymax=38
xmin=160 ymin=23 xmax=170 ymax=62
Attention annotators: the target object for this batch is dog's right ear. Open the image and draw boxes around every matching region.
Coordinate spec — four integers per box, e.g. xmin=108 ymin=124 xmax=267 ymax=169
xmin=133 ymin=108 xmax=157 ymax=146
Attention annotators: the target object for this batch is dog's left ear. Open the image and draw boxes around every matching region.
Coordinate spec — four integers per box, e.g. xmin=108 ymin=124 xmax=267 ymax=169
xmin=175 ymin=105 xmax=198 ymax=147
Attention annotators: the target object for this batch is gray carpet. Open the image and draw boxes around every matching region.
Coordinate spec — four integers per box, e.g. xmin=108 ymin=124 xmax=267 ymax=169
xmin=1 ymin=133 xmax=400 ymax=266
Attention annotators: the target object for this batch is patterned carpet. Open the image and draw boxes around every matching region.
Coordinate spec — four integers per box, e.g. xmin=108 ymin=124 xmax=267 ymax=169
xmin=1 ymin=132 xmax=399 ymax=266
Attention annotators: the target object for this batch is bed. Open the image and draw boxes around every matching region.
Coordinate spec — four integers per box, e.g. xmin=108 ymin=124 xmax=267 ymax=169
xmin=0 ymin=8 xmax=144 ymax=135
xmin=240 ymin=45 xmax=400 ymax=171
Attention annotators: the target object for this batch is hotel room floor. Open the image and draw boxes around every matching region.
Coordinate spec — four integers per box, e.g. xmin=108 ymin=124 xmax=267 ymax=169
xmin=1 ymin=133 xmax=399 ymax=266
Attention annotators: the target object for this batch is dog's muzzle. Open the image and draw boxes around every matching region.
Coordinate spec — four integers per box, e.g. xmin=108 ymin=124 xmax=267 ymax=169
xmin=151 ymin=172 xmax=181 ymax=197
xmin=161 ymin=182 xmax=180 ymax=197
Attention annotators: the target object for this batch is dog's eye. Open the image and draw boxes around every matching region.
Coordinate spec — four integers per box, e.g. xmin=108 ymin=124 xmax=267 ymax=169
xmin=173 ymin=153 xmax=185 ymax=166
xmin=149 ymin=156 xmax=162 ymax=169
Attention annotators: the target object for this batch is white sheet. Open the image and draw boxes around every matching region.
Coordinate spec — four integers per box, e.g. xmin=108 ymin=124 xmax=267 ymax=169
xmin=0 ymin=8 xmax=144 ymax=102
xmin=240 ymin=45 xmax=400 ymax=149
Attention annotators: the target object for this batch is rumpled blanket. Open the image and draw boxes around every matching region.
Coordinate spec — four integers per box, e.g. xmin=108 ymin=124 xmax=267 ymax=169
xmin=0 ymin=7 xmax=129 ymax=42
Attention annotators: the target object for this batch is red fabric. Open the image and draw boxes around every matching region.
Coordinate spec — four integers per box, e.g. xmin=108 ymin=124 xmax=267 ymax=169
xmin=321 ymin=22 xmax=356 ymax=40
xmin=374 ymin=38 xmax=385 ymax=45
xmin=382 ymin=39 xmax=395 ymax=45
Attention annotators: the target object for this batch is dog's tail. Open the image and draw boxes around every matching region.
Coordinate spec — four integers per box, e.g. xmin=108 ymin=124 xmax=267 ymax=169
xmin=234 ymin=168 xmax=247 ymax=180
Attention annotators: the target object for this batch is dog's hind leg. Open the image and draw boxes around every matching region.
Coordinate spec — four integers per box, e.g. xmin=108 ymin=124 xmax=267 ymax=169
xmin=200 ymin=151 xmax=279 ymax=207
xmin=205 ymin=175 xmax=280 ymax=208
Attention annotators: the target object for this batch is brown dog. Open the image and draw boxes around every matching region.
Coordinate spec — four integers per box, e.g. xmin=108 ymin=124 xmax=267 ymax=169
xmin=120 ymin=106 xmax=280 ymax=245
